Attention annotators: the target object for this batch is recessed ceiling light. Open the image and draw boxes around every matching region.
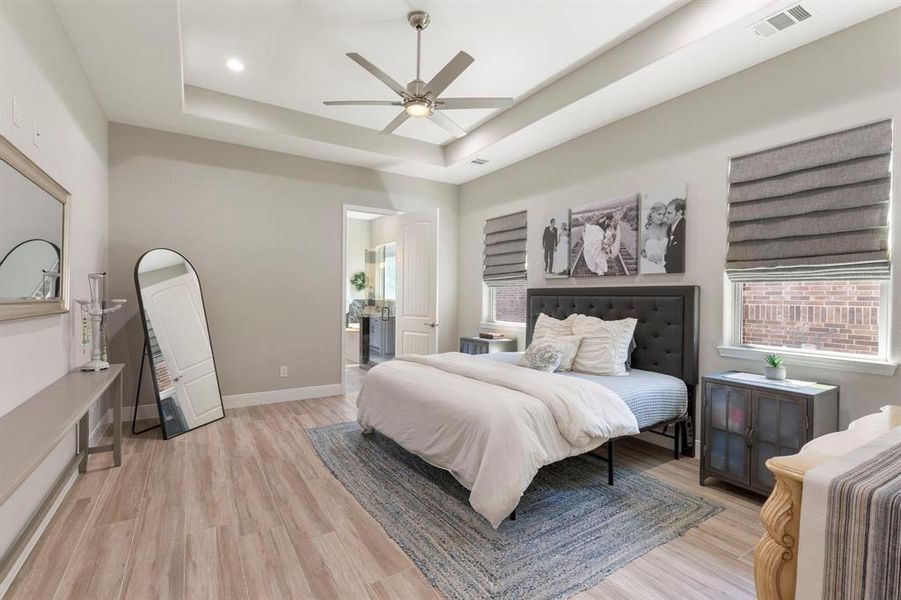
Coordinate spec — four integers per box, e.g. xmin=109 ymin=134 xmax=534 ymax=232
xmin=226 ymin=58 xmax=245 ymax=72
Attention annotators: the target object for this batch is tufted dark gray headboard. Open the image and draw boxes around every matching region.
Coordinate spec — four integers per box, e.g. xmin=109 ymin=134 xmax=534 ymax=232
xmin=526 ymin=286 xmax=700 ymax=385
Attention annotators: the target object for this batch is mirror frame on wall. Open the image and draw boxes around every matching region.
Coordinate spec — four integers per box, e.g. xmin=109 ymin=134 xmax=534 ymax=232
xmin=0 ymin=135 xmax=70 ymax=321
xmin=133 ymin=247 xmax=226 ymax=439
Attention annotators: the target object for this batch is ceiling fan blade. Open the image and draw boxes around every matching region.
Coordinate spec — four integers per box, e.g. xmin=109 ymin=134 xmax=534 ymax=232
xmin=437 ymin=97 xmax=514 ymax=110
xmin=429 ymin=110 xmax=467 ymax=138
xmin=323 ymin=100 xmax=403 ymax=106
xmin=380 ymin=111 xmax=410 ymax=135
xmin=424 ymin=51 xmax=474 ymax=98
xmin=346 ymin=53 xmax=409 ymax=98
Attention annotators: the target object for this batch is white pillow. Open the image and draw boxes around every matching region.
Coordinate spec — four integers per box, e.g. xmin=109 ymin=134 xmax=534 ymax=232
xmin=533 ymin=313 xmax=577 ymax=340
xmin=571 ymin=315 xmax=637 ymax=376
xmin=519 ymin=334 xmax=583 ymax=372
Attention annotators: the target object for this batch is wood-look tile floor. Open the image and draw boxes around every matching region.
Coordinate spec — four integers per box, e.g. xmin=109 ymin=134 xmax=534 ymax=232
xmin=9 ymin=368 xmax=764 ymax=600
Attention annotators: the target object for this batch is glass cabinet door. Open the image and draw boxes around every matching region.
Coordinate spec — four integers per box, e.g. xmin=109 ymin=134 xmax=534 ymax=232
xmin=751 ymin=392 xmax=804 ymax=491
xmin=705 ymin=383 xmax=751 ymax=484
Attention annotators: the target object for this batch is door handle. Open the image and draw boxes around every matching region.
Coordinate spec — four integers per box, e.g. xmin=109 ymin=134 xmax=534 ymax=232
xmin=173 ymin=375 xmax=182 ymax=382
xmin=426 ymin=322 xmax=439 ymax=328
xmin=745 ymin=424 xmax=754 ymax=447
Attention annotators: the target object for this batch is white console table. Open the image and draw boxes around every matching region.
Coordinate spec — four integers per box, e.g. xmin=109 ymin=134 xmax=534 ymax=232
xmin=0 ymin=365 xmax=124 ymax=584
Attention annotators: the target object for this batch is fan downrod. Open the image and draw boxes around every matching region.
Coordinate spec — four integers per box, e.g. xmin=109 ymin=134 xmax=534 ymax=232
xmin=407 ymin=10 xmax=430 ymax=31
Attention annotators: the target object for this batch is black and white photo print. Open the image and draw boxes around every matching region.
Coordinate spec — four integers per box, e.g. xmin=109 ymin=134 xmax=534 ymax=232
xmin=569 ymin=194 xmax=639 ymax=277
xmin=639 ymin=185 xmax=687 ymax=274
xmin=542 ymin=214 xmax=569 ymax=278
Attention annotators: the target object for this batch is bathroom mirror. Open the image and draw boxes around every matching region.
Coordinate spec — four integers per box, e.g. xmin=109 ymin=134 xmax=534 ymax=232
xmin=0 ymin=136 xmax=69 ymax=321
xmin=135 ymin=248 xmax=224 ymax=439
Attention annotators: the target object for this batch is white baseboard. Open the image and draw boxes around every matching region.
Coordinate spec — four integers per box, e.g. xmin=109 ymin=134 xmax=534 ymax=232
xmin=94 ymin=385 xmax=345 ymax=427
xmin=222 ymin=383 xmax=344 ymax=408
xmin=89 ymin=407 xmax=112 ymax=443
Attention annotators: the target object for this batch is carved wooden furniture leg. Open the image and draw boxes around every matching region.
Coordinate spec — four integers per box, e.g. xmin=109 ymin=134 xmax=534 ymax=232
xmin=754 ymin=461 xmax=803 ymax=600
xmin=754 ymin=406 xmax=901 ymax=600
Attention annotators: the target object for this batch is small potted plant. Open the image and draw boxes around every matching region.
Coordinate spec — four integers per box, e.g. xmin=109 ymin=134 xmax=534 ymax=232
xmin=350 ymin=271 xmax=367 ymax=292
xmin=763 ymin=354 xmax=786 ymax=380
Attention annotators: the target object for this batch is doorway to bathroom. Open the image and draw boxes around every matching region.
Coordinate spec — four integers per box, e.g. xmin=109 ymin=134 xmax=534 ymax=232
xmin=344 ymin=207 xmax=397 ymax=376
xmin=341 ymin=205 xmax=439 ymax=394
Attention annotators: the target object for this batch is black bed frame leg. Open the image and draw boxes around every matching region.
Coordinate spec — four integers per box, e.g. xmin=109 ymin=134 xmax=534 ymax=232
xmin=673 ymin=422 xmax=681 ymax=460
xmin=509 ymin=509 xmax=516 ymax=521
xmin=607 ymin=439 xmax=614 ymax=485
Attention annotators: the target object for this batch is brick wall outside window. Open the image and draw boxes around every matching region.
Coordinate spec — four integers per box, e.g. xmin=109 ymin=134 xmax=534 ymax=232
xmin=493 ymin=286 xmax=527 ymax=323
xmin=741 ymin=281 xmax=881 ymax=356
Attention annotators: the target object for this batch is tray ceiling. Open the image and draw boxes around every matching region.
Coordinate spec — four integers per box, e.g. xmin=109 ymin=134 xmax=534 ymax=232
xmin=52 ymin=0 xmax=899 ymax=183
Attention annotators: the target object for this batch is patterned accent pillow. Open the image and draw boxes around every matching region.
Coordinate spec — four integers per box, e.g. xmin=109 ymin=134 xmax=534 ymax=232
xmin=532 ymin=313 xmax=577 ymax=340
xmin=519 ymin=336 xmax=582 ymax=372
xmin=519 ymin=342 xmax=565 ymax=372
xmin=571 ymin=315 xmax=638 ymax=376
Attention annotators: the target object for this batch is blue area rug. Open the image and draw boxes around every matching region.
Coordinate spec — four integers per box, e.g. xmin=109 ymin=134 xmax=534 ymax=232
xmin=307 ymin=422 xmax=722 ymax=600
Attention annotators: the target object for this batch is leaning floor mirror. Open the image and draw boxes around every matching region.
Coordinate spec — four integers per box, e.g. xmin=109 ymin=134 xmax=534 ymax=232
xmin=135 ymin=248 xmax=225 ymax=439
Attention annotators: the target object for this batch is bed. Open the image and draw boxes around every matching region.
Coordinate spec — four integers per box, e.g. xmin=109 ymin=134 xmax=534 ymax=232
xmin=357 ymin=286 xmax=700 ymax=527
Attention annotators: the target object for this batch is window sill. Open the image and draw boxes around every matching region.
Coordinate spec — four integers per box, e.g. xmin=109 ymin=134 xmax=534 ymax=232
xmin=717 ymin=345 xmax=897 ymax=377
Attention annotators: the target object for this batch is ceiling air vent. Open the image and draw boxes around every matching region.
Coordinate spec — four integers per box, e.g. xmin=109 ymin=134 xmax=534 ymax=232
xmin=787 ymin=5 xmax=812 ymax=22
xmin=749 ymin=4 xmax=812 ymax=38
xmin=471 ymin=158 xmax=489 ymax=165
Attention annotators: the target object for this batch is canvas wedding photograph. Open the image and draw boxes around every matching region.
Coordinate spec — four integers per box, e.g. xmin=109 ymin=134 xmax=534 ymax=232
xmin=639 ymin=185 xmax=687 ymax=274
xmin=569 ymin=193 xmax=639 ymax=277
xmin=542 ymin=214 xmax=570 ymax=278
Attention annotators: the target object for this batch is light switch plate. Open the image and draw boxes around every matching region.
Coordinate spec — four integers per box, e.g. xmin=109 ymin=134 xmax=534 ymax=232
xmin=32 ymin=120 xmax=41 ymax=147
xmin=279 ymin=365 xmax=288 ymax=378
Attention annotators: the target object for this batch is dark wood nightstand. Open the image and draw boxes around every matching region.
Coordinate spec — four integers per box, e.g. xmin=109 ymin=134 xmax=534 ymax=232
xmin=459 ymin=336 xmax=517 ymax=355
xmin=700 ymin=371 xmax=838 ymax=495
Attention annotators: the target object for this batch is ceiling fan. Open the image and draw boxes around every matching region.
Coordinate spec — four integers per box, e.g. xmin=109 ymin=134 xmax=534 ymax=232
xmin=323 ymin=10 xmax=513 ymax=138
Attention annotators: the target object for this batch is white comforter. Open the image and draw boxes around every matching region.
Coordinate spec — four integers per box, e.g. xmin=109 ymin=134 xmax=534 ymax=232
xmin=356 ymin=352 xmax=639 ymax=528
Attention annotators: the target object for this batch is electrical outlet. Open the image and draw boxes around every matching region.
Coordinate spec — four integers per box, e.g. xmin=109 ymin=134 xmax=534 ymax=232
xmin=279 ymin=365 xmax=288 ymax=378
xmin=12 ymin=96 xmax=21 ymax=127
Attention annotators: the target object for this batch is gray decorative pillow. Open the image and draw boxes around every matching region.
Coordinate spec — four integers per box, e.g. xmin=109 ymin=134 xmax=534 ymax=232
xmin=519 ymin=343 xmax=565 ymax=372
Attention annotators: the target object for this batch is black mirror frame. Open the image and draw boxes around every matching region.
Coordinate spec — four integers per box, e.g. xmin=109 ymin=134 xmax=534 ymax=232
xmin=133 ymin=247 xmax=225 ymax=439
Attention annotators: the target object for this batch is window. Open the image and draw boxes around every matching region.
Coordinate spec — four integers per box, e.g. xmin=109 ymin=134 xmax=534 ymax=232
xmin=739 ymin=280 xmax=883 ymax=357
xmin=721 ymin=121 xmax=894 ymax=374
xmin=488 ymin=285 xmax=526 ymax=324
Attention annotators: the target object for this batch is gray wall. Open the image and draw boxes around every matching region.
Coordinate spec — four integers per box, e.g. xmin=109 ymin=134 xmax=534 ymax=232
xmin=0 ymin=0 xmax=109 ymax=565
xmin=108 ymin=124 xmax=458 ymax=401
xmin=345 ymin=217 xmax=371 ymax=302
xmin=458 ymin=11 xmax=901 ymax=428
xmin=370 ymin=215 xmax=396 ymax=248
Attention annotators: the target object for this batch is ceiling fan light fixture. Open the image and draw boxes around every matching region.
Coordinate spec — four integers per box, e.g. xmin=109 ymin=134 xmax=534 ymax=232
xmin=324 ymin=11 xmax=512 ymax=138
xmin=404 ymin=100 xmax=432 ymax=117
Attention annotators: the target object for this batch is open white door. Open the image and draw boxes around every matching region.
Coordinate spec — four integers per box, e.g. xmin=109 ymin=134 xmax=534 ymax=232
xmin=142 ymin=273 xmax=221 ymax=428
xmin=395 ymin=209 xmax=439 ymax=355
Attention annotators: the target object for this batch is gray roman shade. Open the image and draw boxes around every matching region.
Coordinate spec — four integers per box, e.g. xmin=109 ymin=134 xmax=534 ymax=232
xmin=726 ymin=120 xmax=892 ymax=281
xmin=483 ymin=210 xmax=527 ymax=286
